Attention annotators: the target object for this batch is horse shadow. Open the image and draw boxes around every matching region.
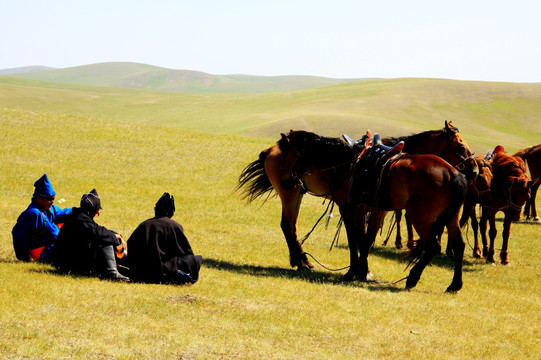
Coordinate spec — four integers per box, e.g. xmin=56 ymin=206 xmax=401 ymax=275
xmin=369 ymin=245 xmax=480 ymax=272
xmin=202 ymin=257 xmax=406 ymax=292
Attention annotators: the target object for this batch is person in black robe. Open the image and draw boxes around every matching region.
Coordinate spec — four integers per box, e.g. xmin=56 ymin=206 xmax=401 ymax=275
xmin=127 ymin=193 xmax=202 ymax=284
xmin=53 ymin=189 xmax=129 ymax=281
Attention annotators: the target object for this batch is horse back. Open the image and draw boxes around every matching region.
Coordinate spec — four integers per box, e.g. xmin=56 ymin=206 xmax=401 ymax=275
xmin=386 ymin=154 xmax=464 ymax=211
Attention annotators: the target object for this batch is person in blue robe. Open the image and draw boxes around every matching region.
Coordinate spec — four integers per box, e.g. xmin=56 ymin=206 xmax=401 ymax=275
xmin=12 ymin=174 xmax=73 ymax=262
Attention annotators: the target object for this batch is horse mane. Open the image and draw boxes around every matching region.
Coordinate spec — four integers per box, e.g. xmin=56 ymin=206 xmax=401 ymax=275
xmin=512 ymin=146 xmax=534 ymax=160
xmin=384 ymin=129 xmax=443 ymax=145
xmin=280 ymin=130 xmax=357 ymax=168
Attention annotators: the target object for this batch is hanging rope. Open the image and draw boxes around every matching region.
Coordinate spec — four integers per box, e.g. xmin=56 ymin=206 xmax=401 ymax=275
xmin=302 ymin=252 xmax=350 ymax=272
xmin=299 ymin=199 xmax=335 ymax=245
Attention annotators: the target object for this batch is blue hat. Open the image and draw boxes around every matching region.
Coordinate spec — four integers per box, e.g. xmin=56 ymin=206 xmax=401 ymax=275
xmin=33 ymin=174 xmax=56 ymax=197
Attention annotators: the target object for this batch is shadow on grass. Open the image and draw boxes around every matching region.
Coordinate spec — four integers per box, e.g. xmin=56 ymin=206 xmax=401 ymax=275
xmin=370 ymin=245 xmax=478 ymax=271
xmin=203 ymin=257 xmax=408 ymax=292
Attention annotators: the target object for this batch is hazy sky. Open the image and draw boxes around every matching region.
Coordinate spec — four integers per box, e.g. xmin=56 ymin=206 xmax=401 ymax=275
xmin=2 ymin=0 xmax=540 ymax=82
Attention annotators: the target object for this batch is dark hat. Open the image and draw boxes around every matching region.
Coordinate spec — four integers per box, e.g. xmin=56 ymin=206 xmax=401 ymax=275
xmin=80 ymin=189 xmax=102 ymax=213
xmin=33 ymin=174 xmax=56 ymax=197
xmin=155 ymin=192 xmax=175 ymax=217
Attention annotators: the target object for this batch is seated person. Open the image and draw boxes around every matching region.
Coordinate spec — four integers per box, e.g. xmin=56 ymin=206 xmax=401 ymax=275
xmin=128 ymin=193 xmax=202 ymax=284
xmin=12 ymin=174 xmax=73 ymax=262
xmin=53 ymin=189 xmax=129 ymax=282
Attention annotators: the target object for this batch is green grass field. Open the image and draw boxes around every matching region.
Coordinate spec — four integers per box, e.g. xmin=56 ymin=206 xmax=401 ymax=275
xmin=1 ymin=77 xmax=540 ymax=359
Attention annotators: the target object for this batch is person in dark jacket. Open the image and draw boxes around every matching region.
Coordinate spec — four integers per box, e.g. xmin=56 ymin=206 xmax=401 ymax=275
xmin=12 ymin=174 xmax=73 ymax=262
xmin=54 ymin=189 xmax=129 ymax=282
xmin=128 ymin=193 xmax=202 ymax=284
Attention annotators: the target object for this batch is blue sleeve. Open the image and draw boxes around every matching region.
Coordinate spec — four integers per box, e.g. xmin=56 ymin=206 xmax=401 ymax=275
xmin=50 ymin=205 xmax=73 ymax=224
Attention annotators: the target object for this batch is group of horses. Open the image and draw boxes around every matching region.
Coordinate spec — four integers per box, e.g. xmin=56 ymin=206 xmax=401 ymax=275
xmin=237 ymin=121 xmax=539 ymax=293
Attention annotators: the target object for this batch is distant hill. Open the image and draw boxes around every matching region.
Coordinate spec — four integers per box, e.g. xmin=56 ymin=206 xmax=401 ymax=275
xmin=5 ymin=62 xmax=364 ymax=93
xmin=0 ymin=66 xmax=54 ymax=75
xmin=1 ymin=75 xmax=540 ymax=154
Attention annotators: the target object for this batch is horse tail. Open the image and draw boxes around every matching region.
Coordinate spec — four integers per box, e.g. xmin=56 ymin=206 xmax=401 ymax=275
xmin=432 ymin=170 xmax=467 ymax=238
xmin=237 ymin=149 xmax=274 ymax=202
xmin=404 ymin=169 xmax=467 ymax=264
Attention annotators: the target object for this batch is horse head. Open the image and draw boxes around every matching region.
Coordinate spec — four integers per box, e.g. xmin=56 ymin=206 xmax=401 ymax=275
xmin=442 ymin=121 xmax=479 ymax=180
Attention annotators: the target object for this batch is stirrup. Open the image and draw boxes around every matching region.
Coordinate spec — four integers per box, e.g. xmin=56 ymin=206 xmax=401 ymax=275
xmin=342 ymin=129 xmax=372 ymax=148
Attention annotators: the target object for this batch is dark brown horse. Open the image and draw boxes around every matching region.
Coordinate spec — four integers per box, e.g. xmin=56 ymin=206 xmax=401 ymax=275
xmin=345 ymin=152 xmax=467 ymax=292
xmin=459 ymin=156 xmax=493 ymax=258
xmin=479 ymin=152 xmax=533 ymax=264
xmin=381 ymin=121 xmax=477 ymax=249
xmin=238 ymin=130 xmax=468 ymax=292
xmin=512 ymin=144 xmax=541 ymax=221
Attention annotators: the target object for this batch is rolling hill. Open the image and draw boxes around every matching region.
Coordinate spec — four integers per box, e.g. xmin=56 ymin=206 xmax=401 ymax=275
xmin=0 ymin=75 xmax=540 ymax=154
xmin=4 ymin=62 xmax=364 ymax=93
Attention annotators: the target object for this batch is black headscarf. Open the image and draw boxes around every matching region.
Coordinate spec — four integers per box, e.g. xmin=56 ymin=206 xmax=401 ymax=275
xmin=155 ymin=192 xmax=175 ymax=218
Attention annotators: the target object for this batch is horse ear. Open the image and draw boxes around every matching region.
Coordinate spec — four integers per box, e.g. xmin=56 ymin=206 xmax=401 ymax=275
xmin=280 ymin=133 xmax=289 ymax=143
xmin=445 ymin=120 xmax=458 ymax=133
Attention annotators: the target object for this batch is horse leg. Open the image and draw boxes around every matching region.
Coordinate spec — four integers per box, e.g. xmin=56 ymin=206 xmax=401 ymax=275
xmin=405 ymin=212 xmax=415 ymax=249
xmin=358 ymin=209 xmax=385 ymax=280
xmin=524 ymin=198 xmax=531 ymax=220
xmin=470 ymin=207 xmax=482 ymax=258
xmin=445 ymin=212 xmax=465 ymax=293
xmin=500 ymin=214 xmax=512 ymax=265
xmin=486 ymin=212 xmax=498 ymax=264
xmin=530 ymin=181 xmax=540 ymax=221
xmin=479 ymin=208 xmax=490 ymax=258
xmin=279 ymin=191 xmax=313 ymax=270
xmin=342 ymin=206 xmax=365 ymax=281
xmin=390 ymin=210 xmax=403 ymax=249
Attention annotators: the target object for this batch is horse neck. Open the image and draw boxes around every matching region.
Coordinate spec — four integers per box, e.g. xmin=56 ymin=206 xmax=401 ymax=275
xmin=403 ymin=133 xmax=449 ymax=159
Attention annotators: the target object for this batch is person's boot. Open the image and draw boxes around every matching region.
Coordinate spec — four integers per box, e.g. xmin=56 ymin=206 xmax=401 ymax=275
xmin=99 ymin=245 xmax=130 ymax=282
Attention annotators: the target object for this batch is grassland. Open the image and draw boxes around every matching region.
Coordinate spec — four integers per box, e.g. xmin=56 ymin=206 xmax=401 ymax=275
xmin=0 ymin=77 xmax=540 ymax=359
xmin=1 ymin=75 xmax=540 ymax=155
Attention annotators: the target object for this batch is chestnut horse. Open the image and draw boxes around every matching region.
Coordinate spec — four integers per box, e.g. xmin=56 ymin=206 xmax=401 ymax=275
xmin=479 ymin=152 xmax=533 ymax=264
xmin=238 ymin=130 xmax=468 ymax=292
xmin=512 ymin=144 xmax=541 ymax=221
xmin=379 ymin=121 xmax=477 ymax=249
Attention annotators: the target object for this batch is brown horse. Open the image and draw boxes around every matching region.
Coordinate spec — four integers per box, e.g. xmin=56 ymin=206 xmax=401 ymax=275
xmin=459 ymin=156 xmax=493 ymax=258
xmin=479 ymin=152 xmax=533 ymax=264
xmin=380 ymin=121 xmax=477 ymax=249
xmin=238 ymin=130 xmax=359 ymax=270
xmin=238 ymin=130 xmax=468 ymax=292
xmin=345 ymin=151 xmax=467 ymax=292
xmin=512 ymin=144 xmax=541 ymax=221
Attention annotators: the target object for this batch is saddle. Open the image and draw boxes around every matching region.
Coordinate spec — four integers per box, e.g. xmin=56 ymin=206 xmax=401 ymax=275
xmin=343 ymin=131 xmax=404 ymax=162
xmin=346 ymin=132 xmax=405 ymax=208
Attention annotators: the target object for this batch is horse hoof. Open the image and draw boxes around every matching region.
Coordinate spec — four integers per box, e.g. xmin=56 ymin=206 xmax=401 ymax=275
xmin=534 ymin=217 xmax=541 ymax=222
xmin=501 ymin=261 xmax=511 ymax=266
xmin=343 ymin=271 xmax=357 ymax=282
xmin=395 ymin=243 xmax=404 ymax=250
xmin=472 ymin=251 xmax=481 ymax=259
xmin=445 ymin=283 xmax=462 ymax=293
xmin=405 ymin=277 xmax=418 ymax=290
